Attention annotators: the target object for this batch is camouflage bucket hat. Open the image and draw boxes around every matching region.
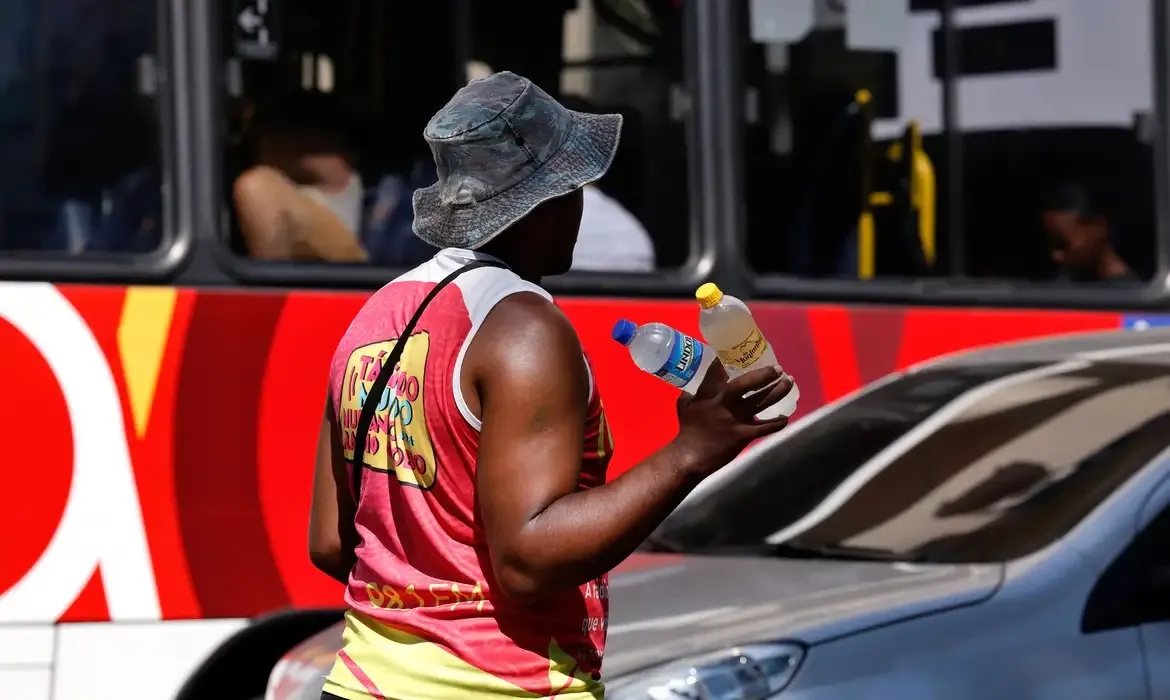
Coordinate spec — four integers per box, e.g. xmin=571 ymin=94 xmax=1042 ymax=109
xmin=412 ymin=71 xmax=623 ymax=250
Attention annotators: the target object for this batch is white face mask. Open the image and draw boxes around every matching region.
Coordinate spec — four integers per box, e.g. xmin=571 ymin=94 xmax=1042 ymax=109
xmin=300 ymin=174 xmax=363 ymax=233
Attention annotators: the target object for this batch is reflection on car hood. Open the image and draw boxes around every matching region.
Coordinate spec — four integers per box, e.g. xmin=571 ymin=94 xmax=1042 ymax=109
xmin=603 ymin=553 xmax=1000 ymax=677
xmin=265 ymin=553 xmax=1001 ymax=699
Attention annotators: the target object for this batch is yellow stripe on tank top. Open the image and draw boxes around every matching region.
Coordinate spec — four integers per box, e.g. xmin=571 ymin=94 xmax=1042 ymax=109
xmin=322 ymin=610 xmax=604 ymax=700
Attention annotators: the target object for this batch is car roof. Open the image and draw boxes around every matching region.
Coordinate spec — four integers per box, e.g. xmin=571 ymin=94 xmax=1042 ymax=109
xmin=921 ymin=327 xmax=1170 ymax=369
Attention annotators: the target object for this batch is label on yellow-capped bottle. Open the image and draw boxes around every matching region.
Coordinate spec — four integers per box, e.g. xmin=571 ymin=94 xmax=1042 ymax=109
xmin=716 ymin=327 xmax=769 ymax=370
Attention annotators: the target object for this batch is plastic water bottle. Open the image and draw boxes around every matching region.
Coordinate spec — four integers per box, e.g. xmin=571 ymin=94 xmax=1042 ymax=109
xmin=695 ymin=283 xmax=800 ymax=418
xmin=611 ymin=319 xmax=713 ymax=394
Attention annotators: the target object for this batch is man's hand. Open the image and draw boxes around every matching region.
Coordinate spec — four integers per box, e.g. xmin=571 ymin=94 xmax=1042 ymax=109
xmin=672 ymin=363 xmax=793 ymax=474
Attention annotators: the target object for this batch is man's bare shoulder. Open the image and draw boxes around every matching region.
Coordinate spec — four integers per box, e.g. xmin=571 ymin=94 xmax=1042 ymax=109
xmin=470 ymin=292 xmax=585 ymax=382
xmin=480 ymin=292 xmax=579 ymax=345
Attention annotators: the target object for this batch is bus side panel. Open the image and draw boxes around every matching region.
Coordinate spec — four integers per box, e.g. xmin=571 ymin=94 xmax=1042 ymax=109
xmin=0 ymin=282 xmax=1124 ymax=646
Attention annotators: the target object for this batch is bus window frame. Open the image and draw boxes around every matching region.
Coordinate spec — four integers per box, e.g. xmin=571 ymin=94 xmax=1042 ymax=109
xmin=0 ymin=0 xmax=194 ymax=284
xmin=195 ymin=0 xmax=716 ymax=296
xmin=723 ymin=0 xmax=1170 ymax=311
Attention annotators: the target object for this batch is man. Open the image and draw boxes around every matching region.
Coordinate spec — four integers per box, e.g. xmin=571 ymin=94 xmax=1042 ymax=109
xmin=1041 ymin=182 xmax=1138 ymax=284
xmin=233 ymin=95 xmax=369 ymax=262
xmin=308 ymin=71 xmax=793 ymax=700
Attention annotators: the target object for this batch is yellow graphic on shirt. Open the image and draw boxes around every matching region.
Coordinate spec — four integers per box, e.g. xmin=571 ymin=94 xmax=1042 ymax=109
xmin=340 ymin=334 xmax=439 ymax=490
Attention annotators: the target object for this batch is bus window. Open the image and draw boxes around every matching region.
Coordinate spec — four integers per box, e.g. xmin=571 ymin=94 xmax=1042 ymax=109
xmin=554 ymin=0 xmax=688 ymax=272
xmin=0 ymin=0 xmax=164 ymax=256
xmin=224 ymin=0 xmax=688 ymax=274
xmin=947 ymin=0 xmax=1155 ymax=285
xmin=741 ymin=0 xmax=1157 ymax=286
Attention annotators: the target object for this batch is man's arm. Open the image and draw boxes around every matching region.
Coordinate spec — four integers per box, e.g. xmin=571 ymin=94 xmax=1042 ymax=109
xmin=308 ymin=396 xmax=360 ymax=584
xmin=472 ymin=294 xmax=722 ymax=601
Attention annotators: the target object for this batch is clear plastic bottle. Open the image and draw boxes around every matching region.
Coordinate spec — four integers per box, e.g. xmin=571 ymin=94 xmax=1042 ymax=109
xmin=611 ymin=319 xmax=713 ymax=394
xmin=695 ymin=283 xmax=800 ymax=418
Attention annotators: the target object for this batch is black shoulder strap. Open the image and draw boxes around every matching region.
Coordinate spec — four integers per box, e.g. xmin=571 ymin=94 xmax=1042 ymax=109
xmin=350 ymin=260 xmax=507 ymax=499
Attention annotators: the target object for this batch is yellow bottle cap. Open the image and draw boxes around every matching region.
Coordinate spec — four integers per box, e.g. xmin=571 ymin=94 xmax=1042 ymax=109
xmin=695 ymin=283 xmax=724 ymax=309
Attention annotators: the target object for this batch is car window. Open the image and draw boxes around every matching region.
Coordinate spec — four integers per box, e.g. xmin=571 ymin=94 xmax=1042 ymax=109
xmin=655 ymin=359 xmax=1170 ymax=563
xmin=1084 ymin=498 xmax=1170 ymax=632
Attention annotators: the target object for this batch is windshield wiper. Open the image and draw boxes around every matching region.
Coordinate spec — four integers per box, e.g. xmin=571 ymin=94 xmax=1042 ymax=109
xmin=769 ymin=541 xmax=922 ymax=562
xmin=694 ymin=540 xmax=922 ymax=563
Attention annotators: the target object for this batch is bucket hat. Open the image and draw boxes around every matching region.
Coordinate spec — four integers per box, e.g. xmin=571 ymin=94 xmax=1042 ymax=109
xmin=412 ymin=71 xmax=623 ymax=250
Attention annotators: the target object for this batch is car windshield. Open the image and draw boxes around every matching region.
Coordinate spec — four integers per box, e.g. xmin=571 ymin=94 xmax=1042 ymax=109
xmin=652 ymin=358 xmax=1170 ymax=563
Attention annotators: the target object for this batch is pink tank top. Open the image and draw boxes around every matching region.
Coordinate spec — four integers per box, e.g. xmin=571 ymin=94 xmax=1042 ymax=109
xmin=321 ymin=248 xmax=613 ymax=700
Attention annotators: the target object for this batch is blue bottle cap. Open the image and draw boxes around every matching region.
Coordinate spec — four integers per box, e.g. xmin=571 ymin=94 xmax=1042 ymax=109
xmin=611 ymin=319 xmax=637 ymax=346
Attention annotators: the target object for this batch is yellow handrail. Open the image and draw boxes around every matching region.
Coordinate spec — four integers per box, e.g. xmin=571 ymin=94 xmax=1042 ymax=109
xmin=908 ymin=121 xmax=936 ymax=266
xmin=858 ymin=117 xmax=937 ymax=277
xmin=855 ymin=90 xmax=875 ymax=279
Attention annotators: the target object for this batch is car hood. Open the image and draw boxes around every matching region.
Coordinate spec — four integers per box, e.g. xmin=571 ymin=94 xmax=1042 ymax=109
xmin=265 ymin=553 xmax=1001 ymax=699
xmin=602 ymin=553 xmax=1000 ymax=676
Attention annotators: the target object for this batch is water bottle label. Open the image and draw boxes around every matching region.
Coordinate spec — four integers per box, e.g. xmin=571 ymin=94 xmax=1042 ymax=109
xmin=717 ymin=327 xmax=769 ymax=370
xmin=653 ymin=332 xmax=704 ymax=388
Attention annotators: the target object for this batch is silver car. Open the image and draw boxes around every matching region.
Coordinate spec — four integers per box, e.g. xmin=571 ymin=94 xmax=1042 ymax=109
xmin=240 ymin=329 xmax=1170 ymax=700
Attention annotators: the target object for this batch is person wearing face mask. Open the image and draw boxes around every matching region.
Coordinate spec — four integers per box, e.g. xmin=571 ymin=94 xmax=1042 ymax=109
xmin=233 ymin=95 xmax=369 ymax=262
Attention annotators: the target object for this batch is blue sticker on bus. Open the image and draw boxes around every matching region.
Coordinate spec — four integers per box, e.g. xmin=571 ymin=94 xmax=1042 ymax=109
xmin=1123 ymin=315 xmax=1170 ymax=331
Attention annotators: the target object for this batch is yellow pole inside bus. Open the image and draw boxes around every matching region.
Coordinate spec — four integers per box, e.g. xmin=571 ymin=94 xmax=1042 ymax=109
xmin=909 ymin=121 xmax=937 ymax=267
xmin=855 ymin=90 xmax=875 ymax=279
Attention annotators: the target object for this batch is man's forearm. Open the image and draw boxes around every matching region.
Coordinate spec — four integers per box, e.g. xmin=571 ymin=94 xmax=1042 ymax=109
xmin=309 ymin=548 xmax=357 ymax=586
xmin=504 ymin=440 xmax=715 ymax=597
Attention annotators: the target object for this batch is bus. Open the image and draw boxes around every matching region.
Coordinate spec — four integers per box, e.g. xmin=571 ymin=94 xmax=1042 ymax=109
xmin=0 ymin=1 xmax=1167 ymax=698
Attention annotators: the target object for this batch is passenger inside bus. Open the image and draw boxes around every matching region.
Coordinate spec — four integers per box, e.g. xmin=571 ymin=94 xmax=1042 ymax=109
xmin=548 ymin=94 xmax=656 ymax=272
xmin=1040 ymin=183 xmax=1139 ymax=285
xmin=233 ymin=95 xmax=367 ymax=263
xmin=230 ymin=92 xmax=442 ymax=267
